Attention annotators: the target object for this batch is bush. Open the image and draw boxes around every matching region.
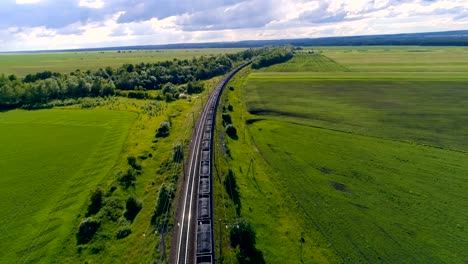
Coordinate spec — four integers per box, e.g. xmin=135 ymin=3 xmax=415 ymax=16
xmin=222 ymin=113 xmax=232 ymax=126
xmin=127 ymin=155 xmax=142 ymax=170
xmin=151 ymin=183 xmax=175 ymax=226
xmin=117 ymin=169 xmax=137 ymax=188
xmin=99 ymin=197 xmax=124 ymax=221
xmin=226 ymin=124 xmax=237 ymax=139
xmin=173 ymin=143 xmax=184 ymax=162
xmin=230 ymin=218 xmax=256 ymax=253
xmin=230 ymin=218 xmax=265 ymax=263
xmin=228 ymin=105 xmax=234 ymax=112
xmin=76 ymin=217 xmax=100 ymax=244
xmin=115 ymin=220 xmax=132 ymax=239
xmin=115 ymin=226 xmax=132 ymax=239
xmin=156 ymin=121 xmax=171 ymax=138
xmin=186 ymin=81 xmax=205 ymax=94
xmin=124 ymin=195 xmax=143 ymax=222
xmin=86 ymin=187 xmax=103 ymax=216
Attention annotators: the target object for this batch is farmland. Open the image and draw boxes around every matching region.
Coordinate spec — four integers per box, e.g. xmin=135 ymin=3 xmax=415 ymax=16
xmin=0 ymin=109 xmax=136 ymax=263
xmin=214 ymin=48 xmax=468 ymax=263
xmin=0 ymin=74 xmax=223 ymax=263
xmin=0 ymin=48 xmax=244 ymax=76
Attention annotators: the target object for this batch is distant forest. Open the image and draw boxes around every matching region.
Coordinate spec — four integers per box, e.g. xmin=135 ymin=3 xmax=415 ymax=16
xmin=4 ymin=30 xmax=466 ymax=54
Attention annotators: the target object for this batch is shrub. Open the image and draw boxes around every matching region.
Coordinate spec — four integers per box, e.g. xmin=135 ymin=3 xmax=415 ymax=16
xmin=124 ymin=195 xmax=143 ymax=222
xmin=151 ymin=183 xmax=175 ymax=226
xmin=173 ymin=143 xmax=184 ymax=162
xmin=115 ymin=220 xmax=132 ymax=239
xmin=76 ymin=217 xmax=100 ymax=245
xmin=222 ymin=113 xmax=232 ymax=126
xmin=86 ymin=187 xmax=103 ymax=216
xmin=156 ymin=121 xmax=171 ymax=138
xmin=226 ymin=124 xmax=237 ymax=138
xmin=230 ymin=218 xmax=256 ymax=253
xmin=115 ymin=226 xmax=132 ymax=239
xmin=117 ymin=169 xmax=137 ymax=188
xmin=127 ymin=155 xmax=142 ymax=170
xmin=186 ymin=81 xmax=205 ymax=94
xmin=228 ymin=105 xmax=234 ymax=111
xmin=99 ymin=197 xmax=124 ymax=221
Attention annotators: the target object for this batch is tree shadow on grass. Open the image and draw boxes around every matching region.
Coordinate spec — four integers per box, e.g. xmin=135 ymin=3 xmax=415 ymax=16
xmin=224 ymin=169 xmax=241 ymax=216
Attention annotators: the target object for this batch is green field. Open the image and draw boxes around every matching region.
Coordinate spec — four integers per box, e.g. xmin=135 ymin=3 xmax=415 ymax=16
xmin=320 ymin=46 xmax=468 ymax=72
xmin=215 ymin=49 xmax=468 ymax=263
xmin=0 ymin=48 xmax=244 ymax=76
xmin=0 ymin=109 xmax=136 ymax=263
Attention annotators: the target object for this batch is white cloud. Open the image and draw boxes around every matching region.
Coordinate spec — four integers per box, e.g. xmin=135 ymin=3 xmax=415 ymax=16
xmin=79 ymin=0 xmax=105 ymax=9
xmin=1 ymin=0 xmax=468 ymax=51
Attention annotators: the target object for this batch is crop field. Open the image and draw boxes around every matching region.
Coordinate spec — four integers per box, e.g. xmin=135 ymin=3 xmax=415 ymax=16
xmin=216 ymin=49 xmax=468 ymax=263
xmin=319 ymin=46 xmax=468 ymax=72
xmin=0 ymin=48 xmax=244 ymax=76
xmin=0 ymin=109 xmax=136 ymax=263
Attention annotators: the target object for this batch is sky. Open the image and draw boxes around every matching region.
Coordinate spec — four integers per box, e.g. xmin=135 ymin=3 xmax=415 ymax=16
xmin=0 ymin=0 xmax=467 ymax=51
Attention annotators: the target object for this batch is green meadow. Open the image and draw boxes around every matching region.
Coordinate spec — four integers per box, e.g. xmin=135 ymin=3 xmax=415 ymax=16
xmin=0 ymin=109 xmax=136 ymax=263
xmin=214 ymin=49 xmax=468 ymax=263
xmin=0 ymin=48 xmax=244 ymax=76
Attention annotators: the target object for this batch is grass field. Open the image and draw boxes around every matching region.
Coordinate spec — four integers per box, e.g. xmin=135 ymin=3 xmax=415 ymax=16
xmin=319 ymin=46 xmax=468 ymax=72
xmin=0 ymin=48 xmax=244 ymax=76
xmin=0 ymin=109 xmax=136 ymax=263
xmin=214 ymin=49 xmax=468 ymax=263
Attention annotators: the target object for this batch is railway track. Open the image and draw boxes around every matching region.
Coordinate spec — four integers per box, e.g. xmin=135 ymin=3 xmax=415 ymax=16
xmin=172 ymin=62 xmax=250 ymax=264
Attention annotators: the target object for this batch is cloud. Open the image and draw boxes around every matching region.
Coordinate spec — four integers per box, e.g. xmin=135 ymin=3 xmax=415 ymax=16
xmin=1 ymin=0 xmax=468 ymax=51
xmin=176 ymin=0 xmax=282 ymax=31
xmin=114 ymin=0 xmax=242 ymax=24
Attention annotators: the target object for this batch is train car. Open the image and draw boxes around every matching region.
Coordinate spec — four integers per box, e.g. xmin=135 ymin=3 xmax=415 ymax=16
xmin=201 ymin=139 xmax=210 ymax=150
xmin=204 ymin=124 xmax=211 ymax=134
xmin=200 ymin=160 xmax=210 ymax=175
xmin=201 ymin=150 xmax=210 ymax=162
xmin=203 ymin=131 xmax=211 ymax=140
xmin=196 ymin=220 xmax=212 ymax=254
xmin=206 ymin=117 xmax=213 ymax=126
xmin=198 ymin=194 xmax=210 ymax=220
xmin=199 ymin=175 xmax=210 ymax=194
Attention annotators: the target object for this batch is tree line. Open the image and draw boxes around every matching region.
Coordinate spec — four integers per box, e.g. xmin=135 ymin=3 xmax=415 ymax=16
xmin=251 ymin=47 xmax=293 ymax=69
xmin=0 ymin=47 xmax=291 ymax=110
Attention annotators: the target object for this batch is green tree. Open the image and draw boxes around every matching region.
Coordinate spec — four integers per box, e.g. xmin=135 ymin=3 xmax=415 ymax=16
xmin=124 ymin=195 xmax=142 ymax=222
xmin=86 ymin=187 xmax=103 ymax=216
xmin=76 ymin=217 xmax=100 ymax=245
xmin=226 ymin=124 xmax=237 ymax=139
xmin=222 ymin=113 xmax=232 ymax=126
xmin=156 ymin=121 xmax=171 ymax=138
